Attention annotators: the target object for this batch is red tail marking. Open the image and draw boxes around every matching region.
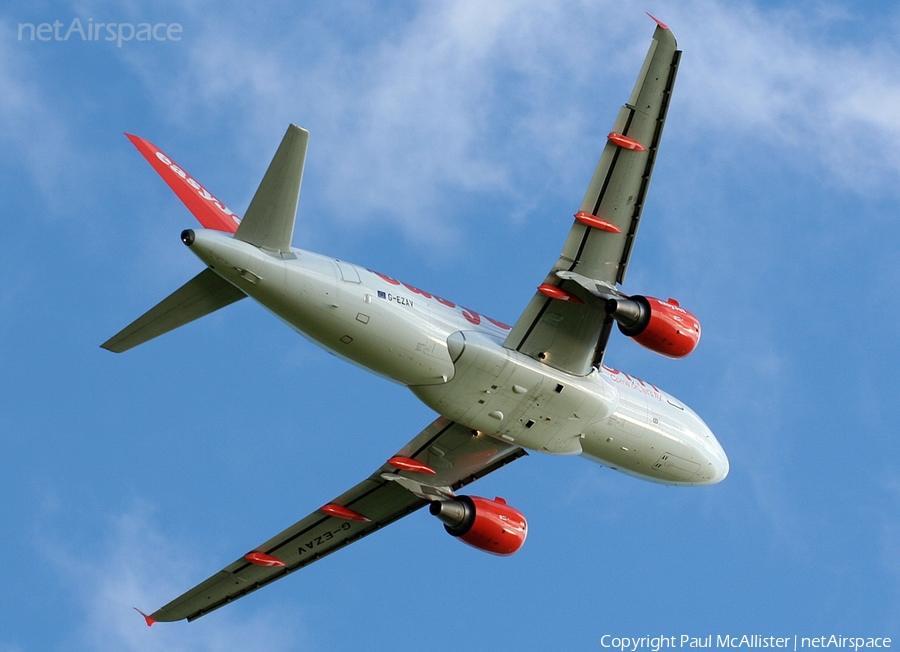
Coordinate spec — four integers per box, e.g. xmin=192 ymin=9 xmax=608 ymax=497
xmin=574 ymin=212 xmax=622 ymax=233
xmin=387 ymin=456 xmax=437 ymax=475
xmin=244 ymin=551 xmax=286 ymax=567
xmin=321 ymin=503 xmax=371 ymax=522
xmin=134 ymin=607 xmax=156 ymax=627
xmin=125 ymin=133 xmax=241 ymax=234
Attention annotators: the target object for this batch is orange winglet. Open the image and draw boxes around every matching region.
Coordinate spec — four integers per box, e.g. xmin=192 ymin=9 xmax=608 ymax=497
xmin=244 ymin=551 xmax=286 ymax=567
xmin=387 ymin=456 xmax=437 ymax=475
xmin=125 ymin=133 xmax=242 ymax=234
xmin=574 ymin=212 xmax=622 ymax=233
xmin=321 ymin=503 xmax=371 ymax=522
xmin=134 ymin=607 xmax=157 ymax=627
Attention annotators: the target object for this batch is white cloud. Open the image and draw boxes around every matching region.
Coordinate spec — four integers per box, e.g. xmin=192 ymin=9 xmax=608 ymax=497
xmin=107 ymin=0 xmax=900 ymax=249
xmin=116 ymin=1 xmax=640 ymax=244
xmin=7 ymin=1 xmax=900 ymax=239
xmin=0 ymin=20 xmax=81 ymax=213
xmin=44 ymin=503 xmax=307 ymax=652
xmin=668 ymin=1 xmax=900 ymax=189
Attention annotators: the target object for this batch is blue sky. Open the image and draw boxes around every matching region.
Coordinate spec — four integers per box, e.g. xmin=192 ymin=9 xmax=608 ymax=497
xmin=2 ymin=0 xmax=899 ymax=650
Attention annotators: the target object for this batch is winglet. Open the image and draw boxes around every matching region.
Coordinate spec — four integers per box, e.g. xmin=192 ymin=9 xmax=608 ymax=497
xmin=646 ymin=13 xmax=669 ymax=30
xmin=125 ymin=133 xmax=242 ymax=234
xmin=134 ymin=607 xmax=157 ymax=627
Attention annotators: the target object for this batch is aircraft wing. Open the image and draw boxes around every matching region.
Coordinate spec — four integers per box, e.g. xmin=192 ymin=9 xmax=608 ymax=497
xmin=503 ymin=21 xmax=680 ymax=376
xmin=147 ymin=418 xmax=525 ymax=623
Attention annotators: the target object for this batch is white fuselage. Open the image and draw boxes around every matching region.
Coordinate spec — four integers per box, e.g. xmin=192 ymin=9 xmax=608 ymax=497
xmin=189 ymin=229 xmax=729 ymax=486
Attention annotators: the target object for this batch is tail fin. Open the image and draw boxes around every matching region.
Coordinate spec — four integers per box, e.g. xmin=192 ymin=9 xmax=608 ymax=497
xmin=126 ymin=134 xmax=242 ymax=234
xmin=105 ymin=125 xmax=308 ymax=353
xmin=234 ymin=124 xmax=309 ymax=253
xmin=101 ymin=269 xmax=245 ymax=353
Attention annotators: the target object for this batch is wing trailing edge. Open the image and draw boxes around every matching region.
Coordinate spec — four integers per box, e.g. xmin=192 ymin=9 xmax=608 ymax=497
xmin=146 ymin=418 xmax=526 ymax=623
xmin=503 ymin=22 xmax=680 ymax=376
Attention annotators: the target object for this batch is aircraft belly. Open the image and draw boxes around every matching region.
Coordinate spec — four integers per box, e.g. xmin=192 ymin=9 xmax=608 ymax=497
xmin=110 ymin=34 xmax=736 ymax=621
xmin=193 ymin=241 xmax=456 ymax=386
xmin=411 ymin=332 xmax=616 ymax=455
xmin=245 ymin=256 xmax=455 ymax=385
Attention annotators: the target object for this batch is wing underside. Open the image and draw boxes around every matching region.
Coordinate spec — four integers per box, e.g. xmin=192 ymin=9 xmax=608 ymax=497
xmin=149 ymin=418 xmax=524 ymax=622
xmin=138 ymin=20 xmax=679 ymax=626
xmin=504 ymin=24 xmax=680 ymax=376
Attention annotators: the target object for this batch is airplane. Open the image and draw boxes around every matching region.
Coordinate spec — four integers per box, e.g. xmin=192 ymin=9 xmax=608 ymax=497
xmin=102 ymin=16 xmax=728 ymax=626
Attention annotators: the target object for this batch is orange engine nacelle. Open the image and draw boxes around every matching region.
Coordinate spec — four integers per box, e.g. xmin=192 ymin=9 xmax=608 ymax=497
xmin=429 ymin=496 xmax=527 ymax=556
xmin=605 ymin=295 xmax=701 ymax=358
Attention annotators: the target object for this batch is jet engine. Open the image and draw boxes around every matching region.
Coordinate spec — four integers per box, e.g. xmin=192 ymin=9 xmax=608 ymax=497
xmin=605 ymin=295 xmax=700 ymax=358
xmin=429 ymin=496 xmax=527 ymax=556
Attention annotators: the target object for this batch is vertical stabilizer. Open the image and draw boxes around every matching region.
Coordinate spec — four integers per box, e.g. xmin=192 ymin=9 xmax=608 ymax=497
xmin=235 ymin=124 xmax=309 ymax=253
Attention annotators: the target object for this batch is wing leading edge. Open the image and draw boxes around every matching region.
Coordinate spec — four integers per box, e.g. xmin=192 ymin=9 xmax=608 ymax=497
xmin=504 ymin=23 xmax=680 ymax=376
xmin=148 ymin=418 xmax=524 ymax=623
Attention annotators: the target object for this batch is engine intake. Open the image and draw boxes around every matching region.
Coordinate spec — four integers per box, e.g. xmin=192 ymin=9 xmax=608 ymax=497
xmin=430 ymin=495 xmax=527 ymax=556
xmin=606 ymin=295 xmax=700 ymax=358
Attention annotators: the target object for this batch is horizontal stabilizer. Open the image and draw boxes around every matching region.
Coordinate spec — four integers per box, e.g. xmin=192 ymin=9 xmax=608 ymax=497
xmin=101 ymin=268 xmax=245 ymax=353
xmin=235 ymin=124 xmax=309 ymax=253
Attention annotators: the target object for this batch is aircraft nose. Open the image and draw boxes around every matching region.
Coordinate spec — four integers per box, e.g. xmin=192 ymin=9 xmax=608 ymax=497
xmin=701 ymin=425 xmax=729 ymax=485
xmin=682 ymin=409 xmax=729 ymax=486
xmin=710 ymin=445 xmax=729 ymax=483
